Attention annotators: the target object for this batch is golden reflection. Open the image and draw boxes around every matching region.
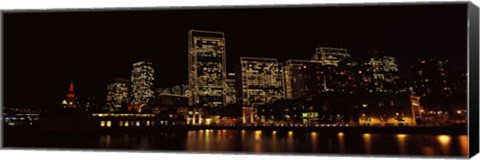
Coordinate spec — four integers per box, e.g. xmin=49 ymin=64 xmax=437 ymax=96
xmin=271 ymin=131 xmax=278 ymax=152
xmin=437 ymin=135 xmax=451 ymax=155
xmin=311 ymin=132 xmax=318 ymax=151
xmin=459 ymin=135 xmax=468 ymax=157
xmin=205 ymin=129 xmax=212 ymax=151
xmin=363 ymin=133 xmax=372 ymax=154
xmin=338 ymin=132 xmax=345 ymax=153
xmin=288 ymin=131 xmax=294 ymax=138
xmin=255 ymin=130 xmax=262 ymax=141
xmin=287 ymin=131 xmax=294 ymax=152
xmin=254 ymin=130 xmax=263 ymax=153
xmin=396 ymin=134 xmax=407 ymax=154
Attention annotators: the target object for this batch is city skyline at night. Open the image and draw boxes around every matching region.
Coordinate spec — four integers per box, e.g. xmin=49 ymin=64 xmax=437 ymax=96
xmin=2 ymin=3 xmax=475 ymax=157
xmin=4 ymin=4 xmax=467 ymax=110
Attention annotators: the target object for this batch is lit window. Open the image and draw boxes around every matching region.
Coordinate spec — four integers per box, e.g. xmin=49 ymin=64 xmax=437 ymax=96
xmin=100 ymin=121 xmax=105 ymax=127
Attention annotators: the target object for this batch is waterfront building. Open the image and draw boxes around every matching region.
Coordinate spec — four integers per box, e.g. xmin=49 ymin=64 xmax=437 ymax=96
xmin=411 ymin=57 xmax=452 ymax=111
xmin=225 ymin=73 xmax=237 ymax=105
xmin=257 ymin=93 xmax=418 ymax=126
xmin=357 ymin=55 xmax=400 ymax=93
xmin=285 ymin=59 xmax=346 ymax=99
xmin=240 ymin=57 xmax=285 ymax=107
xmin=130 ymin=61 xmax=155 ymax=112
xmin=188 ymin=30 xmax=227 ymax=108
xmin=106 ymin=78 xmax=130 ymax=112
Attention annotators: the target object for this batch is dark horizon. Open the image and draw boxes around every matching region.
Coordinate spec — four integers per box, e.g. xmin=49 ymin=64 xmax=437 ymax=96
xmin=3 ymin=3 xmax=468 ymax=108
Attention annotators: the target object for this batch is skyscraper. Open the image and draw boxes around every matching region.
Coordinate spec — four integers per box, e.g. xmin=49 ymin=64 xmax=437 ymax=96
xmin=358 ymin=56 xmax=400 ymax=93
xmin=188 ymin=30 xmax=227 ymax=108
xmin=312 ymin=47 xmax=350 ymax=66
xmin=240 ymin=57 xmax=285 ymax=107
xmin=411 ymin=57 xmax=452 ymax=110
xmin=226 ymin=73 xmax=237 ymax=105
xmin=106 ymin=77 xmax=130 ymax=112
xmin=130 ymin=61 xmax=155 ymax=109
xmin=284 ymin=59 xmax=324 ymax=99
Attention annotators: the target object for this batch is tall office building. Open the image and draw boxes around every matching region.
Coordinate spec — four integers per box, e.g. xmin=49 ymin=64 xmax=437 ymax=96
xmin=358 ymin=56 xmax=400 ymax=93
xmin=312 ymin=47 xmax=350 ymax=66
xmin=284 ymin=60 xmax=324 ymax=99
xmin=106 ymin=78 xmax=130 ymax=112
xmin=188 ymin=30 xmax=227 ymax=108
xmin=130 ymin=61 xmax=155 ymax=107
xmin=240 ymin=57 xmax=285 ymax=107
xmin=411 ymin=57 xmax=452 ymax=110
xmin=226 ymin=73 xmax=237 ymax=105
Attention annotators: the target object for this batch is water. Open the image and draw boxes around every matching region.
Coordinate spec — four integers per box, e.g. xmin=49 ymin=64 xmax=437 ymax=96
xmin=4 ymin=129 xmax=468 ymax=157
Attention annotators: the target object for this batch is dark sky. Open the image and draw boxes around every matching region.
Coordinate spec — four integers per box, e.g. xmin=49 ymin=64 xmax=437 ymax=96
xmin=3 ymin=3 xmax=468 ymax=108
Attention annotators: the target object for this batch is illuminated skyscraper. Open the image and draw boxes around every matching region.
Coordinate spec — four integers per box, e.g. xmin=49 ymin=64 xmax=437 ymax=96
xmin=106 ymin=78 xmax=130 ymax=112
xmin=130 ymin=61 xmax=155 ymax=108
xmin=188 ymin=30 xmax=227 ymax=108
xmin=358 ymin=56 xmax=400 ymax=93
xmin=312 ymin=47 xmax=350 ymax=66
xmin=240 ymin=57 xmax=285 ymax=107
xmin=226 ymin=73 xmax=237 ymax=105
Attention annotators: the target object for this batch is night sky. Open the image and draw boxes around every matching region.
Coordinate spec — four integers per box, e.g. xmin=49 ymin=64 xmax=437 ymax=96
xmin=3 ymin=3 xmax=468 ymax=109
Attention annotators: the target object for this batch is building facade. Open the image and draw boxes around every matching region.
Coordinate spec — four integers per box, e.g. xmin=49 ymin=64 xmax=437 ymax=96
xmin=225 ymin=73 xmax=237 ymax=105
xmin=357 ymin=56 xmax=400 ymax=93
xmin=106 ymin=78 xmax=130 ymax=112
xmin=130 ymin=61 xmax=155 ymax=109
xmin=284 ymin=60 xmax=324 ymax=99
xmin=312 ymin=47 xmax=350 ymax=66
xmin=188 ymin=30 xmax=227 ymax=108
xmin=411 ymin=57 xmax=452 ymax=111
xmin=240 ymin=57 xmax=285 ymax=107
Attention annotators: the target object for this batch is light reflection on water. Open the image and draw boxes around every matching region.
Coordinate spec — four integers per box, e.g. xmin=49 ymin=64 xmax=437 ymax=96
xmin=396 ymin=134 xmax=407 ymax=154
xmin=93 ymin=129 xmax=467 ymax=157
xmin=362 ymin=133 xmax=372 ymax=154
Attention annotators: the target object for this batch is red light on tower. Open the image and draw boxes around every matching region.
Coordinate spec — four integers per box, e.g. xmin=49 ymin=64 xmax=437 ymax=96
xmin=69 ymin=81 xmax=74 ymax=92
xmin=65 ymin=80 xmax=76 ymax=108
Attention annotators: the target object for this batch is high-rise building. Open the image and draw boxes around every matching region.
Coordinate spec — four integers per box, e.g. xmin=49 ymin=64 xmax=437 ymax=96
xmin=312 ymin=47 xmax=350 ymax=66
xmin=357 ymin=56 xmax=400 ymax=93
xmin=188 ymin=30 xmax=227 ymax=108
xmin=284 ymin=60 xmax=324 ymax=99
xmin=106 ymin=78 xmax=130 ymax=112
xmin=411 ymin=57 xmax=452 ymax=110
xmin=226 ymin=73 xmax=237 ymax=105
xmin=130 ymin=61 xmax=155 ymax=108
xmin=240 ymin=57 xmax=285 ymax=107
xmin=310 ymin=47 xmax=359 ymax=94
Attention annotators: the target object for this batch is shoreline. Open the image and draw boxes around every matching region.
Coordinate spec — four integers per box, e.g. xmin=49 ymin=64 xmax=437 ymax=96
xmin=4 ymin=124 xmax=467 ymax=135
